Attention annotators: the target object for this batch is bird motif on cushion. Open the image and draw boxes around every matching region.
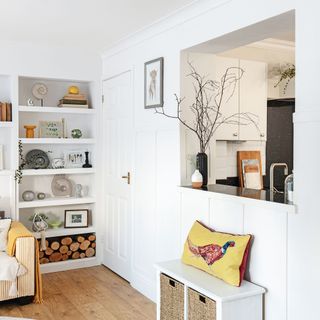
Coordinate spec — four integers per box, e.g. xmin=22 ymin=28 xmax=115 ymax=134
xmin=187 ymin=238 xmax=235 ymax=266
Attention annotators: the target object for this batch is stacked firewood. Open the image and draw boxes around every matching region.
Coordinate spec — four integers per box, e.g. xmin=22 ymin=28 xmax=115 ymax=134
xmin=39 ymin=233 xmax=96 ymax=264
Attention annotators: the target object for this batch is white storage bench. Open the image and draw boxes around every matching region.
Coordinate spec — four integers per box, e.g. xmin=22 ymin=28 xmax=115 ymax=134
xmin=155 ymin=260 xmax=265 ymax=320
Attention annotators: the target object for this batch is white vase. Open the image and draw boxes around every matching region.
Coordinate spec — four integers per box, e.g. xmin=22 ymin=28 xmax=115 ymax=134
xmin=191 ymin=169 xmax=203 ymax=189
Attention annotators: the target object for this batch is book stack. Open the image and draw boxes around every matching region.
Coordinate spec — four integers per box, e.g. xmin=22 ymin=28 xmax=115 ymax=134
xmin=58 ymin=93 xmax=89 ymax=109
xmin=0 ymin=102 xmax=12 ymax=122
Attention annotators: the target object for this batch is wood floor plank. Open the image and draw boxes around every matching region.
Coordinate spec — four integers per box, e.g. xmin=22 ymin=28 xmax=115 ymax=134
xmin=0 ymin=266 xmax=156 ymax=320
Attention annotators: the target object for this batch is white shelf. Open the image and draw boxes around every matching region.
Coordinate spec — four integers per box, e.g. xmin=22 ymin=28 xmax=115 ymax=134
xmin=22 ymin=168 xmax=95 ymax=176
xmin=18 ymin=196 xmax=96 ymax=209
xmin=19 ymin=105 xmax=96 ymax=115
xmin=0 ymin=122 xmax=13 ymax=128
xmin=40 ymin=256 xmax=99 ymax=274
xmin=0 ymin=170 xmax=13 ymax=176
xmin=33 ymin=226 xmax=96 ymax=239
xmin=155 ymin=260 xmax=265 ymax=303
xmin=19 ymin=138 xmax=95 ymax=144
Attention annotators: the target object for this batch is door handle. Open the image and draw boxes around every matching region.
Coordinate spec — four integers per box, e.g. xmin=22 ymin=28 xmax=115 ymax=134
xmin=121 ymin=172 xmax=131 ymax=185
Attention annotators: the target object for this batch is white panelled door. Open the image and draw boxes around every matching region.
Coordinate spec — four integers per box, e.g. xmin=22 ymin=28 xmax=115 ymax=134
xmin=102 ymin=71 xmax=132 ymax=282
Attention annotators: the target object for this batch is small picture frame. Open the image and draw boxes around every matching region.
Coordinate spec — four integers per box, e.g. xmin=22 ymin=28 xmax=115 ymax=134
xmin=64 ymin=150 xmax=86 ymax=168
xmin=144 ymin=57 xmax=164 ymax=109
xmin=39 ymin=120 xmax=64 ymax=138
xmin=64 ymin=209 xmax=89 ymax=228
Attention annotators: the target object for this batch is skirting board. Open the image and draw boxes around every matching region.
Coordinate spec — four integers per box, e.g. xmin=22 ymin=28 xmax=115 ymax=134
xmin=131 ymin=271 xmax=157 ymax=302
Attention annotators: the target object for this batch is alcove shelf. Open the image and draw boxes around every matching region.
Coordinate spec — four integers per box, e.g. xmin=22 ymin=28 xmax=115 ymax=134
xmin=40 ymin=256 xmax=98 ymax=274
xmin=0 ymin=122 xmax=13 ymax=128
xmin=18 ymin=196 xmax=96 ymax=209
xmin=21 ymin=168 xmax=95 ymax=176
xmin=18 ymin=105 xmax=96 ymax=115
xmin=19 ymin=138 xmax=96 ymax=144
xmin=33 ymin=226 xmax=96 ymax=239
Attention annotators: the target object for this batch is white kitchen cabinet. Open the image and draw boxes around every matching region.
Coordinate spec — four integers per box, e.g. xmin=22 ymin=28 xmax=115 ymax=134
xmin=214 ymin=56 xmax=267 ymax=141
xmin=239 ymin=59 xmax=267 ymax=141
xmin=212 ymin=56 xmax=240 ymax=141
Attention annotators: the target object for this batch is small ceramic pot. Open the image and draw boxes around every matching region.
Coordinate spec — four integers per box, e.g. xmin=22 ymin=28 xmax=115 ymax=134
xmin=22 ymin=190 xmax=35 ymax=202
xmin=191 ymin=169 xmax=203 ymax=189
xmin=37 ymin=192 xmax=46 ymax=200
xmin=71 ymin=129 xmax=82 ymax=139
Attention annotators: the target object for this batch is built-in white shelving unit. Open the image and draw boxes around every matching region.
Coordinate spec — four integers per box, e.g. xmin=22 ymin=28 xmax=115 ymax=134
xmin=0 ymin=73 xmax=100 ymax=273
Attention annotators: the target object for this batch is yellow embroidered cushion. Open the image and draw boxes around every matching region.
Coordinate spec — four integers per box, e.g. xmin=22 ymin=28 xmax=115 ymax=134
xmin=182 ymin=221 xmax=251 ymax=286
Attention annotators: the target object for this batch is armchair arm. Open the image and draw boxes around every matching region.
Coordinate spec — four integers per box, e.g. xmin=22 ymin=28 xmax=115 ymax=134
xmin=15 ymin=237 xmax=35 ymax=297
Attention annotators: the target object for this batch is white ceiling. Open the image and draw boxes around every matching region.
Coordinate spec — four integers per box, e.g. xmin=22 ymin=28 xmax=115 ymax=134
xmin=0 ymin=0 xmax=195 ymax=52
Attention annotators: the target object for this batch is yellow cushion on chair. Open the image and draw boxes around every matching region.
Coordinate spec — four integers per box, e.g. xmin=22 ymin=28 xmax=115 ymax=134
xmin=182 ymin=221 xmax=251 ymax=286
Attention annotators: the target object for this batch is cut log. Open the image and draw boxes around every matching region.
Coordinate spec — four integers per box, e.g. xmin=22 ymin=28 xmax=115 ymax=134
xmin=45 ymin=247 xmax=54 ymax=256
xmin=85 ymin=247 xmax=95 ymax=257
xmin=59 ymin=245 xmax=68 ymax=254
xmin=61 ymin=237 xmax=72 ymax=246
xmin=80 ymin=253 xmax=86 ymax=259
xmin=72 ymin=251 xmax=80 ymax=259
xmin=67 ymin=250 xmax=72 ymax=256
xmin=77 ymin=236 xmax=85 ymax=243
xmin=40 ymin=257 xmax=49 ymax=264
xmin=88 ymin=235 xmax=96 ymax=242
xmin=62 ymin=254 xmax=69 ymax=261
xmin=39 ymin=251 xmax=44 ymax=258
xmin=80 ymin=240 xmax=90 ymax=251
xmin=91 ymin=242 xmax=96 ymax=249
xmin=70 ymin=242 xmax=80 ymax=252
xmin=49 ymin=252 xmax=62 ymax=262
xmin=51 ymin=241 xmax=60 ymax=251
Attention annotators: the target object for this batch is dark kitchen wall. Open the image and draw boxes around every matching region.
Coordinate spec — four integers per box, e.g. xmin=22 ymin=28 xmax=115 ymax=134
xmin=264 ymin=99 xmax=295 ymax=190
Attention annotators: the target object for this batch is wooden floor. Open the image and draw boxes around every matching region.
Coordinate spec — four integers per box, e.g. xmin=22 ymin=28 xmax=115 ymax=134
xmin=0 ymin=266 xmax=156 ymax=320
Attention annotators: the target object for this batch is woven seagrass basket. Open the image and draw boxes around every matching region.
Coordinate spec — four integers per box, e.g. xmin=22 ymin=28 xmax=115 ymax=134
xmin=188 ymin=287 xmax=216 ymax=320
xmin=160 ymin=273 xmax=184 ymax=320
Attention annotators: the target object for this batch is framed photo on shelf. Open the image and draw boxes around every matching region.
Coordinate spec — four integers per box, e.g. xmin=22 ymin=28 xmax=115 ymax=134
xmin=144 ymin=57 xmax=164 ymax=109
xmin=64 ymin=150 xmax=86 ymax=168
xmin=64 ymin=209 xmax=89 ymax=228
xmin=39 ymin=120 xmax=64 ymax=138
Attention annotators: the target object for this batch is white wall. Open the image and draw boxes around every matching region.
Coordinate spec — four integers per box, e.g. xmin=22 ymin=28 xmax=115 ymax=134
xmin=102 ymin=0 xmax=297 ymax=306
xmin=0 ymin=40 xmax=101 ymax=80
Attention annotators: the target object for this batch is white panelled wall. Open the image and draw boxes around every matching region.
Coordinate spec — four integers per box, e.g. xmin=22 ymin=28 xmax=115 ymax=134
xmin=102 ymin=0 xmax=320 ymax=319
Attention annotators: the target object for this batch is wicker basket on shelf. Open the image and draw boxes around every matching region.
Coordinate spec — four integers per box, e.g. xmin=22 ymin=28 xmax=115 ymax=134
xmin=188 ymin=287 xmax=216 ymax=320
xmin=160 ymin=273 xmax=184 ymax=320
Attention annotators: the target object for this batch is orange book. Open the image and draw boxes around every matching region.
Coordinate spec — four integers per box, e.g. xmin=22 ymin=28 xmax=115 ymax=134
xmin=1 ymin=102 xmax=6 ymax=121
xmin=6 ymin=103 xmax=12 ymax=121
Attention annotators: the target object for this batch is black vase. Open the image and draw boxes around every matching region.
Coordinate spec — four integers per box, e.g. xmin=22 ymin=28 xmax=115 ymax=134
xmin=82 ymin=151 xmax=92 ymax=168
xmin=196 ymin=152 xmax=208 ymax=186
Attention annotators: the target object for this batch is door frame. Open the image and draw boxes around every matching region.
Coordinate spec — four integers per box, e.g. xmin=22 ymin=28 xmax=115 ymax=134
xmin=101 ymin=67 xmax=135 ymax=281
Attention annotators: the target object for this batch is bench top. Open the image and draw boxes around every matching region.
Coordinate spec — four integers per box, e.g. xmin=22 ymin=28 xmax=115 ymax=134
xmin=155 ymin=260 xmax=265 ymax=302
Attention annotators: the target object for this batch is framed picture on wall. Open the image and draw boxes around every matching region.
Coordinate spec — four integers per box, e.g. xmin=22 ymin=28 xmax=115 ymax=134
xmin=64 ymin=209 xmax=89 ymax=228
xmin=144 ymin=57 xmax=164 ymax=109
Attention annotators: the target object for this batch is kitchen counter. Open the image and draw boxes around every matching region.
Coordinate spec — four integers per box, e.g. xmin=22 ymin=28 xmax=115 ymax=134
xmin=180 ymin=184 xmax=296 ymax=213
